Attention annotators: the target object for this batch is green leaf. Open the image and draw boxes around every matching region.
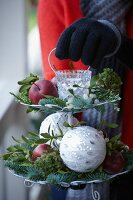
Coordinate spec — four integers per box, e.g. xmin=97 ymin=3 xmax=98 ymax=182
xmin=14 ymin=145 xmax=28 ymax=152
xmin=0 ymin=153 xmax=12 ymax=160
xmin=105 ymin=122 xmax=118 ymax=129
xmin=73 ymin=84 xmax=80 ymax=87
xmin=107 ymin=143 xmax=113 ymax=150
xmin=57 ymin=124 xmax=63 ymax=135
xmin=63 ymin=122 xmax=71 ymax=128
xmin=12 ymin=136 xmax=21 ymax=143
xmin=21 ymin=135 xmax=29 ymax=143
xmin=53 ymin=98 xmax=66 ymax=107
xmin=27 ymin=132 xmax=40 ymax=138
xmin=18 ymin=74 xmax=39 ymax=85
xmin=48 ymin=124 xmax=51 ymax=133
xmin=43 ymin=95 xmax=55 ymax=99
xmin=71 ymin=97 xmax=92 ymax=109
xmin=39 ymin=98 xmax=55 ymax=106
xmin=26 ymin=107 xmax=38 ymax=113
xmin=19 ymin=85 xmax=31 ymax=93
xmin=51 ymin=130 xmax=54 ymax=137
xmin=109 ymin=134 xmax=121 ymax=143
xmin=10 ymin=92 xmax=31 ymax=104
xmin=7 ymin=146 xmax=17 ymax=152
xmin=42 ymin=96 xmax=66 ymax=107
xmin=40 ymin=133 xmax=50 ymax=138
xmin=68 ymin=89 xmax=75 ymax=96
xmin=90 ymin=75 xmax=99 ymax=87
xmin=35 ymin=139 xmax=49 ymax=144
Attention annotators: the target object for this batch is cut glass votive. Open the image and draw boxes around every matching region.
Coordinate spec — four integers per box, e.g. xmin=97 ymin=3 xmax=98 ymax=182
xmin=56 ymin=70 xmax=92 ymax=100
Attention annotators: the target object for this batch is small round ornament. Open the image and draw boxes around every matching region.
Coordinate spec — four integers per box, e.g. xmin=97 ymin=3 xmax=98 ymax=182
xmin=39 ymin=112 xmax=78 ymax=145
xmin=60 ymin=126 xmax=106 ymax=172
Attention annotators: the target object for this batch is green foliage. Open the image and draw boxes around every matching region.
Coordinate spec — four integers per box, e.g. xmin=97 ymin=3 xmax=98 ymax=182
xmin=17 ymin=73 xmax=39 ymax=86
xmin=2 ymin=68 xmax=133 ymax=185
xmin=90 ymin=75 xmax=99 ymax=87
xmin=0 ymin=131 xmax=41 ymax=162
xmin=90 ymin=68 xmax=122 ymax=95
xmin=10 ymin=69 xmax=121 ymax=116
xmin=46 ymin=172 xmax=78 ymax=185
xmin=89 ymin=68 xmax=122 ymax=104
xmin=34 ymin=151 xmax=70 ymax=177
xmin=10 ymin=73 xmax=39 ymax=105
xmin=106 ymin=134 xmax=129 ymax=155
xmin=40 ymin=132 xmax=63 ymax=147
xmin=70 ymin=96 xmax=93 ymax=110
xmin=10 ymin=92 xmax=31 ymax=105
xmin=83 ymin=171 xmax=110 ymax=182
xmin=26 ymin=167 xmax=45 ymax=181
xmin=1 ymin=131 xmax=133 ymax=184
xmin=40 ymin=95 xmax=66 ymax=108
xmin=39 ymin=96 xmax=67 ymax=115
xmin=5 ymin=161 xmax=30 ymax=176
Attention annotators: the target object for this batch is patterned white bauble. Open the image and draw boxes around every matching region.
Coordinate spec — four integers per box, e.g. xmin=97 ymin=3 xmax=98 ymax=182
xmin=60 ymin=126 xmax=106 ymax=172
xmin=39 ymin=112 xmax=78 ymax=145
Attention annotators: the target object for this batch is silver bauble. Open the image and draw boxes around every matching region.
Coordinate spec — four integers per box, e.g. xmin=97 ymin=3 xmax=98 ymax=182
xmin=39 ymin=112 xmax=78 ymax=146
xmin=60 ymin=126 xmax=106 ymax=172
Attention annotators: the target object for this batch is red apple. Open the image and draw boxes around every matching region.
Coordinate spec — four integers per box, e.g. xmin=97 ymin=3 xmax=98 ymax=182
xmin=103 ymin=151 xmax=125 ymax=174
xmin=28 ymin=79 xmax=58 ymax=104
xmin=32 ymin=143 xmax=51 ymax=161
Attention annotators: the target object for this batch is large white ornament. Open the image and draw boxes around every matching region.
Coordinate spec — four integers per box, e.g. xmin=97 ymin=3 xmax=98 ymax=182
xmin=60 ymin=126 xmax=106 ymax=172
xmin=39 ymin=112 xmax=78 ymax=145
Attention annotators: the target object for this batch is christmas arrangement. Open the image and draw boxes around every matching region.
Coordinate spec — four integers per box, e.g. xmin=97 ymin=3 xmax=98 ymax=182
xmin=1 ymin=68 xmax=133 ymax=188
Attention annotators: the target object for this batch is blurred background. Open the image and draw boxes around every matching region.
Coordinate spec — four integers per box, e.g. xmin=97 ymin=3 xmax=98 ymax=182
xmin=0 ymin=0 xmax=46 ymax=200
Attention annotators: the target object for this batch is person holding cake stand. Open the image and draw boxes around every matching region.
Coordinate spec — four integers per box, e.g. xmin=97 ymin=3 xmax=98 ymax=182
xmin=37 ymin=0 xmax=133 ymax=199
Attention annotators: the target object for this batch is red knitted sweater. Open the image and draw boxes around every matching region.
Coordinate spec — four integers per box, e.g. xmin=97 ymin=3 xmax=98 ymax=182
xmin=38 ymin=0 xmax=133 ymax=148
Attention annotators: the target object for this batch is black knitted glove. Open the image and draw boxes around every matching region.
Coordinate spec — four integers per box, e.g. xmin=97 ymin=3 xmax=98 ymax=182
xmin=55 ymin=18 xmax=119 ymax=67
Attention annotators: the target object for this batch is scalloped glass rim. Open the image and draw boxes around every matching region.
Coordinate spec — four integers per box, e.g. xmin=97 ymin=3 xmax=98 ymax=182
xmin=20 ymin=102 xmax=42 ymax=108
xmin=20 ymin=99 xmax=118 ymax=112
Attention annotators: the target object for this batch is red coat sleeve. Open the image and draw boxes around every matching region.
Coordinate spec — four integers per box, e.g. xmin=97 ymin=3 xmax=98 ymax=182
xmin=37 ymin=0 xmax=87 ymax=80
xmin=121 ymin=11 xmax=133 ymax=148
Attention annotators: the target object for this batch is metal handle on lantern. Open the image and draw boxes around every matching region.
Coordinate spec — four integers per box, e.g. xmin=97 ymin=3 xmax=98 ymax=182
xmin=48 ymin=47 xmax=91 ymax=72
xmin=48 ymin=48 xmax=57 ymax=73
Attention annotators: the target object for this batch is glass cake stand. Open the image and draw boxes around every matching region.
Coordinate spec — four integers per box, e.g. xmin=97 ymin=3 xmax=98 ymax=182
xmin=9 ymin=169 xmax=129 ymax=200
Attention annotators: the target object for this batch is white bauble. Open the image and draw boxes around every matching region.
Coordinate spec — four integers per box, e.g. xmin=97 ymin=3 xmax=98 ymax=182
xmin=39 ymin=112 xmax=78 ymax=146
xmin=60 ymin=126 xmax=106 ymax=172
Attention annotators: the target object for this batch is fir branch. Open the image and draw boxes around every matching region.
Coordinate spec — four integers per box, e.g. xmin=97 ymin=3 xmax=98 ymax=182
xmin=46 ymin=172 xmax=78 ymax=185
xmin=5 ymin=161 xmax=30 ymax=176
xmin=83 ymin=171 xmax=110 ymax=182
xmin=26 ymin=167 xmax=45 ymax=181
